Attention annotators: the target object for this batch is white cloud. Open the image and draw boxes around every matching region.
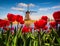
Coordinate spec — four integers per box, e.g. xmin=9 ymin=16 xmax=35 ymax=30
xmin=11 ymin=7 xmax=25 ymax=11
xmin=17 ymin=3 xmax=35 ymax=7
xmin=39 ymin=5 xmax=60 ymax=11
xmin=39 ymin=8 xmax=50 ymax=11
xmin=29 ymin=3 xmax=35 ymax=7
xmin=11 ymin=3 xmax=35 ymax=11
xmin=52 ymin=5 xmax=60 ymax=9
xmin=18 ymin=3 xmax=27 ymax=7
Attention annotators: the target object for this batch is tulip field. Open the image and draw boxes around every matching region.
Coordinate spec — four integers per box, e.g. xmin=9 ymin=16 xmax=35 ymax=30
xmin=0 ymin=11 xmax=60 ymax=46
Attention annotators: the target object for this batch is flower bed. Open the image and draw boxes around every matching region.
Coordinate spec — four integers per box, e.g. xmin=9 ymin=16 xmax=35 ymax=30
xmin=0 ymin=11 xmax=60 ymax=46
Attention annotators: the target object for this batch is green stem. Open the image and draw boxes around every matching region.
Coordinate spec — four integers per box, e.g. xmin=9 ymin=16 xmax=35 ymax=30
xmin=29 ymin=40 xmax=31 ymax=46
xmin=24 ymin=40 xmax=26 ymax=46
xmin=38 ymin=32 xmax=42 ymax=46
xmin=6 ymin=42 xmax=9 ymax=46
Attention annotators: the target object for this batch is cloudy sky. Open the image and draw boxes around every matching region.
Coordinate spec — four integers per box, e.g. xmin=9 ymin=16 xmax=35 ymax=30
xmin=0 ymin=0 xmax=60 ymax=20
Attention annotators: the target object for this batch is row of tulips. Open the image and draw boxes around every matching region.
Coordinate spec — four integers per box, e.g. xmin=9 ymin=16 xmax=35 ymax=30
xmin=0 ymin=11 xmax=60 ymax=46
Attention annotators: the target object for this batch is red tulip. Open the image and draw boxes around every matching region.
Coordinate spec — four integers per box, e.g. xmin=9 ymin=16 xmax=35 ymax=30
xmin=22 ymin=26 xmax=32 ymax=33
xmin=50 ymin=21 xmax=56 ymax=28
xmin=0 ymin=19 xmax=10 ymax=27
xmin=20 ymin=20 xmax=24 ymax=24
xmin=16 ymin=15 xmax=23 ymax=23
xmin=58 ymin=22 xmax=60 ymax=24
xmin=42 ymin=26 xmax=48 ymax=30
xmin=34 ymin=21 xmax=39 ymax=29
xmin=34 ymin=19 xmax=47 ymax=29
xmin=39 ymin=19 xmax=47 ymax=28
xmin=4 ymin=20 xmax=10 ymax=26
xmin=7 ymin=13 xmax=16 ymax=22
xmin=41 ymin=16 xmax=48 ymax=21
xmin=53 ymin=11 xmax=60 ymax=21
xmin=34 ymin=26 xmax=41 ymax=32
xmin=0 ymin=19 xmax=3 ymax=27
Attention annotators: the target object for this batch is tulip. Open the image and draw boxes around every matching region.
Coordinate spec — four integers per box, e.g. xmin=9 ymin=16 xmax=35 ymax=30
xmin=0 ymin=19 xmax=3 ymax=27
xmin=20 ymin=20 xmax=24 ymax=24
xmin=42 ymin=26 xmax=48 ymax=30
xmin=22 ymin=26 xmax=32 ymax=33
xmin=34 ymin=19 xmax=47 ymax=29
xmin=16 ymin=15 xmax=23 ymax=23
xmin=7 ymin=13 xmax=16 ymax=22
xmin=53 ymin=11 xmax=60 ymax=21
xmin=49 ymin=21 xmax=56 ymax=28
xmin=16 ymin=15 xmax=24 ymax=30
xmin=0 ymin=19 xmax=10 ymax=27
xmin=41 ymin=16 xmax=48 ymax=21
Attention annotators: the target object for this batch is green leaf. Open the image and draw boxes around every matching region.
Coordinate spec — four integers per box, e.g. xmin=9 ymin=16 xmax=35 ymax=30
xmin=57 ymin=38 xmax=60 ymax=44
xmin=44 ymin=43 xmax=50 ymax=46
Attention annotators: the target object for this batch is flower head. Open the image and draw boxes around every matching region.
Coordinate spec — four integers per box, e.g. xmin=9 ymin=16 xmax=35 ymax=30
xmin=53 ymin=11 xmax=60 ymax=21
xmin=34 ymin=19 xmax=47 ymax=29
xmin=49 ymin=21 xmax=56 ymax=28
xmin=22 ymin=26 xmax=32 ymax=33
xmin=16 ymin=15 xmax=24 ymax=24
xmin=7 ymin=13 xmax=16 ymax=22
xmin=41 ymin=16 xmax=48 ymax=21
xmin=42 ymin=26 xmax=48 ymax=30
xmin=0 ymin=19 xmax=10 ymax=27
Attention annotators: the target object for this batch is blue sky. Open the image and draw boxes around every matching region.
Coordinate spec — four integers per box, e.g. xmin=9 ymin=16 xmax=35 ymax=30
xmin=0 ymin=0 xmax=60 ymax=20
